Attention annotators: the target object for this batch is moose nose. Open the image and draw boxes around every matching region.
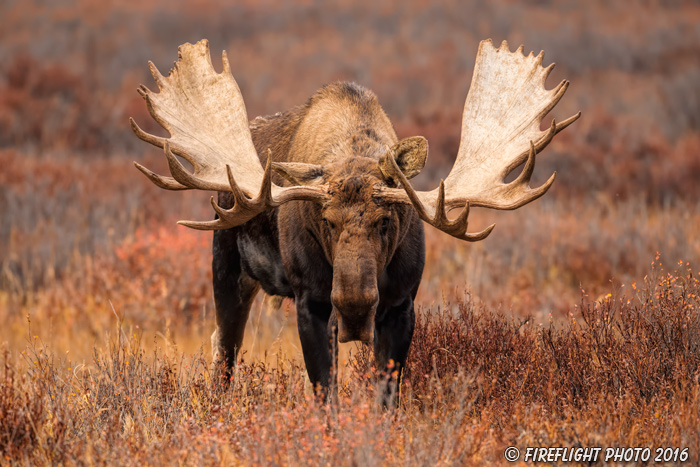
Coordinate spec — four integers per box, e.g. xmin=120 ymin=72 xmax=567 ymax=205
xmin=331 ymin=247 xmax=379 ymax=342
xmin=331 ymin=289 xmax=379 ymax=343
xmin=330 ymin=289 xmax=379 ymax=314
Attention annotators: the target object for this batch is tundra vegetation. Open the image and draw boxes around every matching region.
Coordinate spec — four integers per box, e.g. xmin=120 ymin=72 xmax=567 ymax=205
xmin=2 ymin=1 xmax=700 ymax=465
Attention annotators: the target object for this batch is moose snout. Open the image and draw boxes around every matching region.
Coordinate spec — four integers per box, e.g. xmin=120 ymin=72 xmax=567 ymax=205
xmin=331 ymin=289 xmax=379 ymax=344
xmin=331 ymin=288 xmax=379 ymax=313
xmin=333 ymin=306 xmax=377 ymax=343
xmin=331 ymin=236 xmax=381 ymax=343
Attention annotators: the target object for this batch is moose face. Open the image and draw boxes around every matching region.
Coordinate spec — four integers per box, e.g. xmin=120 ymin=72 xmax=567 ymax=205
xmin=318 ymin=158 xmax=403 ymax=343
xmin=269 ymin=138 xmax=430 ymax=343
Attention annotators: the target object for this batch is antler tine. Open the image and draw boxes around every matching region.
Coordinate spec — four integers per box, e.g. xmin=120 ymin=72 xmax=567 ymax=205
xmin=209 ymin=167 xmax=247 ymax=227
xmin=225 ymin=164 xmax=249 ymax=208
xmin=209 ymin=195 xmax=241 ymax=227
xmin=379 ymin=151 xmax=431 ymax=220
xmin=538 ymin=79 xmax=569 ymax=119
xmin=494 ymin=140 xmax=557 ymax=209
xmin=463 ymin=220 xmax=495 ymax=241
xmin=130 ymin=117 xmax=166 ymax=149
xmin=556 ymin=111 xmax=581 ymax=133
xmin=513 ymin=141 xmax=538 ymax=186
xmin=160 ymin=142 xmax=210 ymax=190
xmin=188 ymin=151 xmax=281 ymax=230
xmin=177 ymin=208 xmax=231 ymax=231
xmin=536 ymin=119 xmax=558 ymax=153
xmin=257 ymin=150 xmax=277 ymax=207
xmin=516 ymin=110 xmax=580 ymax=166
xmin=160 ymin=142 xmax=231 ymax=192
xmin=163 ymin=141 xmax=196 ymax=188
xmin=148 ymin=61 xmax=168 ymax=90
xmin=502 ymin=119 xmax=556 ymax=178
xmin=133 ymin=161 xmax=189 ymax=191
xmin=130 ymin=121 xmax=190 ymax=191
xmin=434 ymin=179 xmax=447 ymax=223
xmin=433 ymin=181 xmax=495 ymax=241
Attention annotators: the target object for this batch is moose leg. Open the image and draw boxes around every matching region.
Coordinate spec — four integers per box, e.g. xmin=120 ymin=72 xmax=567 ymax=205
xmin=296 ymin=294 xmax=336 ymax=402
xmin=212 ymin=227 xmax=260 ymax=377
xmin=373 ymin=296 xmax=416 ymax=406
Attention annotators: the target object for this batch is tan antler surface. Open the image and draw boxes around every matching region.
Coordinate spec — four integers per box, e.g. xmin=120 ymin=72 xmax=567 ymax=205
xmin=131 ymin=40 xmax=328 ymax=229
xmin=378 ymin=39 xmax=580 ymax=240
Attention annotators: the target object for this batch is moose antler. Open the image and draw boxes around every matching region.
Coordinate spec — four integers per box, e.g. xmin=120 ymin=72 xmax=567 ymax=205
xmin=131 ymin=40 xmax=329 ymax=230
xmin=377 ymin=39 xmax=580 ymax=241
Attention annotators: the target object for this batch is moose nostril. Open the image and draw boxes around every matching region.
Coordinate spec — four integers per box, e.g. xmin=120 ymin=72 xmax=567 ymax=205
xmin=331 ymin=290 xmax=378 ymax=313
xmin=330 ymin=293 xmax=344 ymax=311
xmin=364 ymin=290 xmax=379 ymax=308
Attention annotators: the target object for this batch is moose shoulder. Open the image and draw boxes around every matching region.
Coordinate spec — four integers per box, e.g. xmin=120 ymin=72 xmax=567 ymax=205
xmin=131 ymin=39 xmax=580 ymax=404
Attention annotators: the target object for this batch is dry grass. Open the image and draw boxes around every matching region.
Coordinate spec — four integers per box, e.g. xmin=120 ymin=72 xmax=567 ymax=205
xmin=2 ymin=259 xmax=699 ymax=465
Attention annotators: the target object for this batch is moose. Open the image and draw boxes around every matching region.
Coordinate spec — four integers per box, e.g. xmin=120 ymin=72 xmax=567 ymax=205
xmin=131 ymin=39 xmax=579 ymax=403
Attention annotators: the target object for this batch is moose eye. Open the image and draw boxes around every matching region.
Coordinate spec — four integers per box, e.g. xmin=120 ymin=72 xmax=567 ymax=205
xmin=324 ymin=218 xmax=337 ymax=232
xmin=378 ymin=217 xmax=391 ymax=235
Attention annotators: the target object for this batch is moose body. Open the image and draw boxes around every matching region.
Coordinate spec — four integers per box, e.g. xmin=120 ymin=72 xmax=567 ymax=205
xmin=131 ymin=39 xmax=579 ymax=404
xmin=212 ymin=83 xmax=425 ymax=396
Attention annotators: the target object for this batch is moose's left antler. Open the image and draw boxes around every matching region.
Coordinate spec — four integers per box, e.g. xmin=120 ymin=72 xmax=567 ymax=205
xmin=377 ymin=39 xmax=580 ymax=241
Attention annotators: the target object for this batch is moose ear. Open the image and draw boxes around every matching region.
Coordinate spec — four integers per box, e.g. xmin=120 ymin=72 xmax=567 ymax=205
xmin=272 ymin=162 xmax=326 ymax=186
xmin=379 ymin=136 xmax=428 ymax=185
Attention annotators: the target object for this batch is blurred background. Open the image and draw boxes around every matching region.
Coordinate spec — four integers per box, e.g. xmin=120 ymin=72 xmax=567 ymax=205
xmin=1 ymin=0 xmax=699 ymax=359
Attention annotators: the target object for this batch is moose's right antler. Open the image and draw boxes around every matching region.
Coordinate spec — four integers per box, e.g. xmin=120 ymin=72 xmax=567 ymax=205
xmin=376 ymin=39 xmax=581 ymax=241
xmin=131 ymin=39 xmax=329 ymax=230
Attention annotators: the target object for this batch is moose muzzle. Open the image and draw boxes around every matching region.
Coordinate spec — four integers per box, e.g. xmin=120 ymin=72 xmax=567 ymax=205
xmin=331 ymin=258 xmax=379 ymax=343
xmin=334 ymin=305 xmax=377 ymax=343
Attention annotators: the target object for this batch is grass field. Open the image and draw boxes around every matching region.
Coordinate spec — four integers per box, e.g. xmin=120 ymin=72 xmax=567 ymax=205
xmin=2 ymin=1 xmax=700 ymax=465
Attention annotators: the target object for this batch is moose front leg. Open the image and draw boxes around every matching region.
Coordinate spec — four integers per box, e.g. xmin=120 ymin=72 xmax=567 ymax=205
xmin=296 ymin=294 xmax=337 ymax=403
xmin=211 ymin=227 xmax=261 ymax=378
xmin=373 ymin=296 xmax=416 ymax=406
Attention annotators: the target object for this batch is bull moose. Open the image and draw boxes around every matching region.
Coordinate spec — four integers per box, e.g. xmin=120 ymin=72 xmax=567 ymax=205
xmin=130 ymin=39 xmax=579 ymax=403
